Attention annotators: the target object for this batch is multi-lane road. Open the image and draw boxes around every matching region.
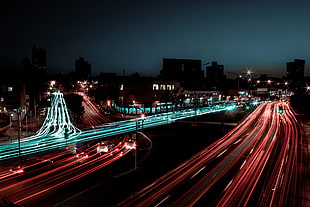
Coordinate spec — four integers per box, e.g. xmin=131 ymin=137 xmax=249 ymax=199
xmin=0 ymin=138 xmax=135 ymax=206
xmin=118 ymin=101 xmax=305 ymax=207
xmin=81 ymin=94 xmax=112 ymax=126
xmin=0 ymin=91 xmax=238 ymax=205
xmin=0 ymin=91 xmax=237 ymax=161
xmin=0 ymin=91 xmax=306 ymax=206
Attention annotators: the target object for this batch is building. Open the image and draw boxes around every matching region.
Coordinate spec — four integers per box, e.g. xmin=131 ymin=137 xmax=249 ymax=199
xmin=160 ymin=58 xmax=204 ymax=90
xmin=286 ymin=59 xmax=305 ymax=91
xmin=18 ymin=45 xmax=48 ymax=116
xmin=75 ymin=57 xmax=91 ymax=80
xmin=32 ymin=45 xmax=47 ymax=77
xmin=102 ymin=73 xmax=181 ymax=114
xmin=206 ymin=62 xmax=225 ymax=91
xmin=0 ymin=70 xmax=21 ymax=112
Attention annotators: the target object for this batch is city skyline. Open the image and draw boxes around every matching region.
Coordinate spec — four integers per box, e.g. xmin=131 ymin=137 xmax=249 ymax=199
xmin=1 ymin=0 xmax=310 ymax=77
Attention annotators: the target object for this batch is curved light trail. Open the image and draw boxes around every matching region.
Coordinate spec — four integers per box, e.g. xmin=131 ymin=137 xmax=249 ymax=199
xmin=118 ymin=101 xmax=304 ymax=207
xmin=0 ymin=91 xmax=81 ymax=161
xmin=0 ymin=139 xmax=135 ymax=206
xmin=1 ymin=91 xmax=302 ymax=206
xmin=0 ymin=91 xmax=237 ymax=161
xmin=82 ymin=94 xmax=112 ymax=127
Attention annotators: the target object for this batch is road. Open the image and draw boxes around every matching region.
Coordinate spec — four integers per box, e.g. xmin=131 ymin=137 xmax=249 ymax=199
xmin=0 ymin=91 xmax=81 ymax=161
xmin=0 ymin=90 xmax=237 ymax=206
xmin=118 ymin=101 xmax=305 ymax=207
xmin=81 ymin=95 xmax=112 ymax=127
xmin=0 ymin=137 xmax=135 ymax=206
xmin=0 ymin=91 xmax=237 ymax=161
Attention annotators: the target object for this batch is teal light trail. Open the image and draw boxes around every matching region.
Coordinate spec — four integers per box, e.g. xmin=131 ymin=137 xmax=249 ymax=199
xmin=0 ymin=91 xmax=237 ymax=161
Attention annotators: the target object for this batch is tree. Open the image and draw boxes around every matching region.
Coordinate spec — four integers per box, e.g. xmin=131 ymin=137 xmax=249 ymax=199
xmin=65 ymin=94 xmax=84 ymax=124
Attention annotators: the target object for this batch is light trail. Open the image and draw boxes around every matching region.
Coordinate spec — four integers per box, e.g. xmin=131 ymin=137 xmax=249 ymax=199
xmin=0 ymin=140 xmax=134 ymax=206
xmin=118 ymin=101 xmax=304 ymax=207
xmin=0 ymin=91 xmax=238 ymax=161
xmin=0 ymin=91 xmax=238 ymax=205
xmin=82 ymin=95 xmax=112 ymax=126
xmin=0 ymin=91 xmax=81 ymax=161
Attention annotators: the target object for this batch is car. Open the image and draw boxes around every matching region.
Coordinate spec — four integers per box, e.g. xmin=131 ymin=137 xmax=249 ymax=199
xmin=76 ymin=152 xmax=88 ymax=159
xmin=96 ymin=142 xmax=114 ymax=153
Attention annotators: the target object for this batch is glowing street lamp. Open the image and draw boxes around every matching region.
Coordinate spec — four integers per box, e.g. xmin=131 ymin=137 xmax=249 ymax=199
xmin=305 ymin=83 xmax=310 ymax=93
xmin=246 ymin=68 xmax=253 ymax=79
xmin=247 ymin=70 xmax=251 ymax=76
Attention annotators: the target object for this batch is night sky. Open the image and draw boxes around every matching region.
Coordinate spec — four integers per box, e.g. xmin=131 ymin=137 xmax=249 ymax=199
xmin=1 ymin=0 xmax=310 ymax=77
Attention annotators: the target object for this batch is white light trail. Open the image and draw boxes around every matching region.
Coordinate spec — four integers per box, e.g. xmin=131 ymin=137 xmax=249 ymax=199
xmin=0 ymin=91 xmax=238 ymax=161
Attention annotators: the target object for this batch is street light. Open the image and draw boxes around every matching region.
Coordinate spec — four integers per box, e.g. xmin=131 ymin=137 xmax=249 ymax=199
xmin=245 ymin=68 xmax=254 ymax=97
xmin=246 ymin=68 xmax=253 ymax=77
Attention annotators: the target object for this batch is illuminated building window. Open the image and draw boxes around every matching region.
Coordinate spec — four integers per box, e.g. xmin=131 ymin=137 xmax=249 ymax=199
xmin=153 ymin=84 xmax=159 ymax=90
xmin=8 ymin=87 xmax=13 ymax=92
xmin=167 ymin=84 xmax=175 ymax=90
xmin=120 ymin=84 xmax=124 ymax=90
xmin=160 ymin=84 xmax=166 ymax=90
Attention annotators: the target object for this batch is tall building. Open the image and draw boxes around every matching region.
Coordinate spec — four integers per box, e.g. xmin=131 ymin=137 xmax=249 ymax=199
xmin=206 ymin=62 xmax=225 ymax=91
xmin=286 ymin=59 xmax=305 ymax=91
xmin=75 ymin=57 xmax=91 ymax=80
xmin=17 ymin=45 xmax=48 ymax=115
xmin=32 ymin=44 xmax=47 ymax=77
xmin=160 ymin=58 xmax=203 ymax=90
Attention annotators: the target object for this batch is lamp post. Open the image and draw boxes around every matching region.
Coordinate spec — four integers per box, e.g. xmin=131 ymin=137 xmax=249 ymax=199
xmin=134 ymin=140 xmax=137 ymax=170
xmin=134 ymin=122 xmax=140 ymax=170
xmin=64 ymin=126 xmax=69 ymax=148
xmin=10 ymin=113 xmax=13 ymax=127
xmin=246 ymin=68 xmax=252 ymax=97
xmin=238 ymin=74 xmax=242 ymax=91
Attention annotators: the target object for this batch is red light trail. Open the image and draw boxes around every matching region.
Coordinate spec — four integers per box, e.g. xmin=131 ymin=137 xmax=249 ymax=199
xmin=118 ymin=101 xmax=304 ymax=207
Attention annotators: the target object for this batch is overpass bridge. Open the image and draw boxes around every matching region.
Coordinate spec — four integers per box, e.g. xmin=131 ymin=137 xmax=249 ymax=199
xmin=0 ymin=91 xmax=237 ymax=161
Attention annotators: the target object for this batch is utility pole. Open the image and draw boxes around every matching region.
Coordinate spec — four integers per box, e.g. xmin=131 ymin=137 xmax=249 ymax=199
xmin=17 ymin=109 xmax=22 ymax=168
xmin=133 ymin=125 xmax=138 ymax=170
xmin=122 ymin=69 xmax=125 ymax=118
xmin=134 ymin=141 xmax=137 ymax=170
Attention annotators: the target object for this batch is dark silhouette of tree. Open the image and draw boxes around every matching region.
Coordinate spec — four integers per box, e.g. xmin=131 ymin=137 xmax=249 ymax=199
xmin=290 ymin=94 xmax=310 ymax=116
xmin=65 ymin=94 xmax=84 ymax=124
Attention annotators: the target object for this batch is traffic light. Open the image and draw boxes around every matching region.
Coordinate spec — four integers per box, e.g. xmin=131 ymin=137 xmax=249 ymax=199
xmin=278 ymin=105 xmax=283 ymax=114
xmin=245 ymin=105 xmax=250 ymax=110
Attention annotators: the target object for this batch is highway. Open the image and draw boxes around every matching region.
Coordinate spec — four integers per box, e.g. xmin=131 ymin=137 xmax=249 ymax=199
xmin=82 ymin=94 xmax=112 ymax=126
xmin=0 ymin=138 xmax=135 ymax=206
xmin=118 ymin=101 xmax=304 ymax=206
xmin=0 ymin=91 xmax=237 ymax=205
xmin=0 ymin=91 xmax=81 ymax=161
xmin=0 ymin=91 xmax=237 ymax=161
